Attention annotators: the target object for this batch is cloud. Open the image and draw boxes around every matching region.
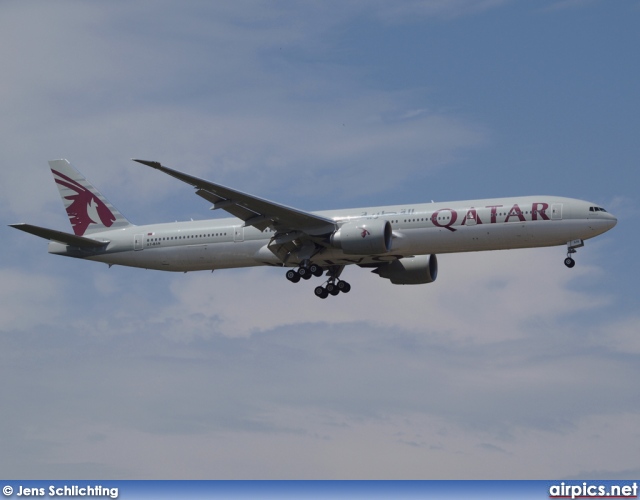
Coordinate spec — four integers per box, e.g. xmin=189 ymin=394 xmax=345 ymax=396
xmin=158 ymin=247 xmax=606 ymax=341
xmin=1 ymin=0 xmax=636 ymax=481
xmin=590 ymin=316 xmax=640 ymax=355
xmin=0 ymin=268 xmax=65 ymax=331
xmin=0 ymin=1 xmax=489 ymax=224
xmin=0 ymin=242 xmax=637 ymax=478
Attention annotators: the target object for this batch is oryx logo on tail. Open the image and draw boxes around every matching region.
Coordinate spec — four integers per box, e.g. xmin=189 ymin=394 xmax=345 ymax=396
xmin=53 ymin=169 xmax=116 ymax=235
xmin=48 ymin=159 xmax=131 ymax=236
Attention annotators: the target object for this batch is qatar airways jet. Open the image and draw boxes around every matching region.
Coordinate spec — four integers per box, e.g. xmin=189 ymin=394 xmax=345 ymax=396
xmin=11 ymin=159 xmax=617 ymax=299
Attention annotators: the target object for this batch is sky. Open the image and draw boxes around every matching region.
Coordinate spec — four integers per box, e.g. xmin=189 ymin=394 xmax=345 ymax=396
xmin=1 ymin=0 xmax=639 ymax=480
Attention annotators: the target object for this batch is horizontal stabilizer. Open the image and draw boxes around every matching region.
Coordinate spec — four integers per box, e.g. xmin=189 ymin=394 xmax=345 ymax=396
xmin=9 ymin=223 xmax=108 ymax=248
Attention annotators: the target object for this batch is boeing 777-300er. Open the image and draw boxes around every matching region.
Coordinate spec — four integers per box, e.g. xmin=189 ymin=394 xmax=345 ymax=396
xmin=11 ymin=159 xmax=617 ymax=299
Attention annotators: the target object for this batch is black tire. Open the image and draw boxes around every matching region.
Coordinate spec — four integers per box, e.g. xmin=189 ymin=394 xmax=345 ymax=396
xmin=314 ymin=286 xmax=328 ymax=299
xmin=564 ymin=257 xmax=576 ymax=268
xmin=310 ymin=264 xmax=323 ymax=277
xmin=286 ymin=269 xmax=300 ymax=282
xmin=338 ymin=281 xmax=351 ymax=293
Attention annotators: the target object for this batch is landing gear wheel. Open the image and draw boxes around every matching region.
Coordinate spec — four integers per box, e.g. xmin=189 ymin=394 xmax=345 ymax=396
xmin=298 ymin=267 xmax=312 ymax=280
xmin=309 ymin=264 xmax=324 ymax=277
xmin=314 ymin=286 xmax=328 ymax=299
xmin=564 ymin=257 xmax=575 ymax=268
xmin=326 ymin=283 xmax=340 ymax=296
xmin=286 ymin=269 xmax=301 ymax=283
xmin=337 ymin=281 xmax=351 ymax=293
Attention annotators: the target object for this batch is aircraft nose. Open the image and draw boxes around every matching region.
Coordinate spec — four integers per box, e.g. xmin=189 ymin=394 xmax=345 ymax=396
xmin=603 ymin=211 xmax=617 ymax=229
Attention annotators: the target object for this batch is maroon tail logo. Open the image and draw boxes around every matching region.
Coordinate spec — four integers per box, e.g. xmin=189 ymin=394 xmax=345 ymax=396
xmin=53 ymin=169 xmax=115 ymax=235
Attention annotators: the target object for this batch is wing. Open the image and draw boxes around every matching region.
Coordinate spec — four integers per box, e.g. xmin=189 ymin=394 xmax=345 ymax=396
xmin=133 ymin=160 xmax=336 ymax=236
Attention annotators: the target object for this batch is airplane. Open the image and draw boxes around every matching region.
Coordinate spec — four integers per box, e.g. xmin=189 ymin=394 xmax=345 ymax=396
xmin=10 ymin=159 xmax=617 ymax=299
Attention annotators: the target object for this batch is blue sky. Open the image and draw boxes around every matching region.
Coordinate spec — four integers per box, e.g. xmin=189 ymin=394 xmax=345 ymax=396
xmin=1 ymin=0 xmax=639 ymax=479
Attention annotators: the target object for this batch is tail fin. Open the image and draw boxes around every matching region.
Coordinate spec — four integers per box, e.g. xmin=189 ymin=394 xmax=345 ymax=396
xmin=49 ymin=159 xmax=132 ymax=236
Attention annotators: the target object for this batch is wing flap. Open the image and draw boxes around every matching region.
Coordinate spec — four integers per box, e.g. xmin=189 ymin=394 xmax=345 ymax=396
xmin=133 ymin=159 xmax=337 ymax=235
xmin=10 ymin=223 xmax=108 ymax=248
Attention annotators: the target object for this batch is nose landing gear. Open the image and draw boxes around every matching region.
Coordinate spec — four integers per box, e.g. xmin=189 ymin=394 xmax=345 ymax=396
xmin=564 ymin=239 xmax=584 ymax=268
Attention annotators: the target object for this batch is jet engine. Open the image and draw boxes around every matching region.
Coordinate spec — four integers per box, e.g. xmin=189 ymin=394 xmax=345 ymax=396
xmin=373 ymin=254 xmax=438 ymax=285
xmin=330 ymin=219 xmax=392 ymax=255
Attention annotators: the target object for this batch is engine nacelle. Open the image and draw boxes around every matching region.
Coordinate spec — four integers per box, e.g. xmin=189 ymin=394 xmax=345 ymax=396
xmin=331 ymin=219 xmax=392 ymax=255
xmin=374 ymin=255 xmax=438 ymax=285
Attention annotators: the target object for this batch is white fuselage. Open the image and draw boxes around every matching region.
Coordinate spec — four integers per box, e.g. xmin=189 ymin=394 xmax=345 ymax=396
xmin=48 ymin=196 xmax=617 ymax=272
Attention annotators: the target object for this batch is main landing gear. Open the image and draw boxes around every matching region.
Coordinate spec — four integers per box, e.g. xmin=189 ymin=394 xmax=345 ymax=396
xmin=314 ymin=279 xmax=351 ymax=299
xmin=564 ymin=239 xmax=584 ymax=269
xmin=285 ymin=264 xmax=351 ymax=299
xmin=285 ymin=263 xmax=323 ymax=283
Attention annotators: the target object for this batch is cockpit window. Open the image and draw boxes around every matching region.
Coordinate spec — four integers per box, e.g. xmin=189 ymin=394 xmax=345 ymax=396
xmin=589 ymin=206 xmax=608 ymax=212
